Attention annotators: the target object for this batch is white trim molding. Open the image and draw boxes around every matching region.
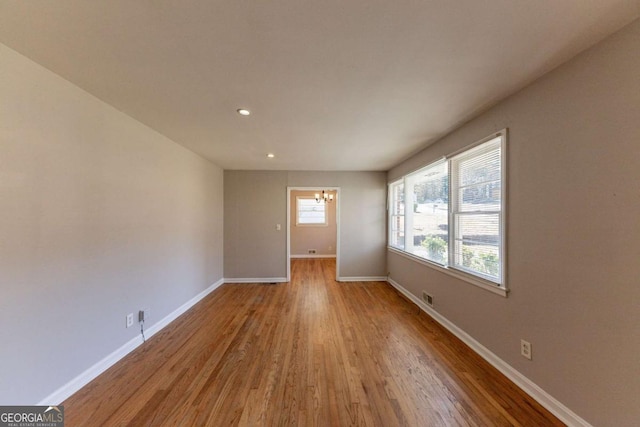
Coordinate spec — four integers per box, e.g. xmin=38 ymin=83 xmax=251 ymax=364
xmin=224 ymin=277 xmax=288 ymax=283
xmin=287 ymin=186 xmax=341 ymax=283
xmin=338 ymin=276 xmax=388 ymax=282
xmin=37 ymin=278 xmax=225 ymax=405
xmin=290 ymin=254 xmax=337 ymax=259
xmin=386 ymin=277 xmax=593 ymax=427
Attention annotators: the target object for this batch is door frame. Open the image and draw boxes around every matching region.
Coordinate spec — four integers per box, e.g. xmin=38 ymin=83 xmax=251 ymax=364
xmin=286 ymin=186 xmax=341 ymax=282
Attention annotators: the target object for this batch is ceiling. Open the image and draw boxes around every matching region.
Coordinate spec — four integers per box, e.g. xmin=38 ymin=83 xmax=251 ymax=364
xmin=1 ymin=1 xmax=638 ymax=171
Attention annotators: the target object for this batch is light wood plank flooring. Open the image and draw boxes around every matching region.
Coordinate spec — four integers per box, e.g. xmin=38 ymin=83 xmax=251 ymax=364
xmin=63 ymin=258 xmax=563 ymax=426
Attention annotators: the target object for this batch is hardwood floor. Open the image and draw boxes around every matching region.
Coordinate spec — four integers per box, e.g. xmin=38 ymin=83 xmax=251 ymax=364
xmin=63 ymin=259 xmax=563 ymax=426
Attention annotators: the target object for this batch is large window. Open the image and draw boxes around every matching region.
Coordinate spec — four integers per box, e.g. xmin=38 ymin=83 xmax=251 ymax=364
xmin=451 ymin=140 xmax=503 ymax=282
xmin=388 ymin=131 xmax=506 ymax=288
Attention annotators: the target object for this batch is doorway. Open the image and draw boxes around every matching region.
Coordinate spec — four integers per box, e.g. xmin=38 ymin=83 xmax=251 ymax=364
xmin=286 ymin=187 xmax=340 ymax=281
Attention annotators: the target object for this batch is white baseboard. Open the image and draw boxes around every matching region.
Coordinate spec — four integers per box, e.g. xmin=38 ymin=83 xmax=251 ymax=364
xmin=386 ymin=277 xmax=593 ymax=427
xmin=37 ymin=278 xmax=225 ymax=405
xmin=290 ymin=254 xmax=337 ymax=259
xmin=337 ymin=276 xmax=388 ymax=282
xmin=223 ymin=277 xmax=288 ymax=283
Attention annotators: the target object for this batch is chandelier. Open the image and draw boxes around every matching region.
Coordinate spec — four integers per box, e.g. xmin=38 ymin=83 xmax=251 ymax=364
xmin=315 ymin=190 xmax=334 ymax=203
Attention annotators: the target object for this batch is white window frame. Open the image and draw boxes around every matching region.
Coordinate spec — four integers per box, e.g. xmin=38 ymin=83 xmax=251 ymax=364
xmin=296 ymin=197 xmax=328 ymax=226
xmin=449 ymin=135 xmax=505 ymax=284
xmin=388 ymin=179 xmax=405 ymax=250
xmin=387 ymin=130 xmax=507 ymax=297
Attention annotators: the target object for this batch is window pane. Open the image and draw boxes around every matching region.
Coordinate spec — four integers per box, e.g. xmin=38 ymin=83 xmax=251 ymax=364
xmin=459 ymin=141 xmax=501 ymax=187
xmin=297 ymin=199 xmax=326 ymax=224
xmin=453 ymin=212 xmax=500 ymax=280
xmin=456 ymin=213 xmax=500 ymax=246
xmin=409 ymin=162 xmax=448 ymax=264
xmin=389 ymin=182 xmax=405 ymax=249
xmin=390 ymin=215 xmax=405 ymax=249
xmin=391 ymin=182 xmax=404 ymax=215
xmin=459 ymin=181 xmax=501 ymax=212
xmin=454 ymin=240 xmax=500 ymax=280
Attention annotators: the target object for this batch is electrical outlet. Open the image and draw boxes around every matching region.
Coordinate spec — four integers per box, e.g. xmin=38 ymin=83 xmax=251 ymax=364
xmin=308 ymin=249 xmax=316 ymax=254
xmin=126 ymin=313 xmax=134 ymax=328
xmin=422 ymin=291 xmax=434 ymax=307
xmin=521 ymin=339 xmax=532 ymax=360
xmin=139 ymin=308 xmax=150 ymax=323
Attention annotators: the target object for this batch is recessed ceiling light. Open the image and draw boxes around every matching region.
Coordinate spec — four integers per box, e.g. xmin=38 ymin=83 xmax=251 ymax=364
xmin=237 ymin=108 xmax=250 ymax=116
xmin=267 ymin=153 xmax=275 ymax=158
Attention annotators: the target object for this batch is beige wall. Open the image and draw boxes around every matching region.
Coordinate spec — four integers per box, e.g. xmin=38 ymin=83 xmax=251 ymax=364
xmin=387 ymin=19 xmax=640 ymax=426
xmin=0 ymin=44 xmax=224 ymax=404
xmin=290 ymin=190 xmax=337 ymax=257
xmin=224 ymin=171 xmax=386 ymax=279
xmin=224 ymin=171 xmax=289 ymax=279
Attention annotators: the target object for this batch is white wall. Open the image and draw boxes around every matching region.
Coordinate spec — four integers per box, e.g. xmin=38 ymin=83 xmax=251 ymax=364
xmin=387 ymin=19 xmax=640 ymax=426
xmin=290 ymin=190 xmax=337 ymax=257
xmin=224 ymin=171 xmax=386 ymax=280
xmin=0 ymin=44 xmax=224 ymax=404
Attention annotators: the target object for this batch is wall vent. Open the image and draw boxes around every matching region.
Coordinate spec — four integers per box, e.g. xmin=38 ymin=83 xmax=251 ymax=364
xmin=422 ymin=291 xmax=434 ymax=307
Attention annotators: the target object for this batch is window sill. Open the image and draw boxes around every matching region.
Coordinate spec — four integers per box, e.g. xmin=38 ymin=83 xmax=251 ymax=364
xmin=387 ymin=246 xmax=508 ymax=297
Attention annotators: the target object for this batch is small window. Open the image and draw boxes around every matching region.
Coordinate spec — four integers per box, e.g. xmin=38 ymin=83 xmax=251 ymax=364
xmin=389 ymin=180 xmax=405 ymax=249
xmin=296 ymin=197 xmax=328 ymax=226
